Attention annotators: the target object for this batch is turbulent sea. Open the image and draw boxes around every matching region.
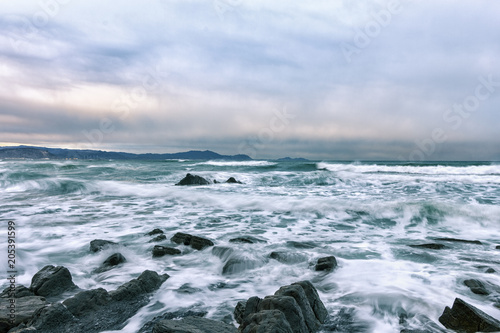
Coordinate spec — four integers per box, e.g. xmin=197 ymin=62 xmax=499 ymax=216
xmin=1 ymin=159 xmax=500 ymax=332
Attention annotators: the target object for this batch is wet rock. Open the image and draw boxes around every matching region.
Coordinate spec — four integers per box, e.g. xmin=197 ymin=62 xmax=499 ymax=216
xmin=175 ymin=173 xmax=210 ymax=186
xmin=0 ymin=285 xmax=34 ymax=298
xmin=93 ymin=253 xmax=127 ymax=274
xmin=207 ymin=282 xmax=238 ymax=291
xmin=291 ymin=281 xmax=328 ymax=323
xmin=259 ymin=296 xmax=308 ymax=333
xmin=110 ymin=270 xmax=169 ymax=301
xmin=486 ymin=268 xmax=496 ymax=274
xmin=176 ymin=284 xmax=202 ymax=294
xmin=0 ymin=296 xmax=47 ymax=332
xmin=152 ymin=245 xmax=181 ymax=257
xmin=222 ymin=257 xmax=263 ymax=275
xmin=234 ymin=300 xmax=247 ymax=324
xmin=496 ymin=245 xmax=500 ymax=250
xmin=287 ymin=241 xmax=317 ymax=249
xmin=434 ymin=237 xmax=482 ymax=245
xmin=89 ymin=239 xmax=117 ymax=253
xmin=408 ymin=243 xmax=447 ymax=250
xmin=229 ymin=236 xmax=266 ymax=244
xmin=171 ymin=232 xmax=214 ymax=250
xmin=275 ymin=285 xmax=320 ymax=332
xmin=212 ymin=246 xmax=234 ymax=260
xmin=138 ymin=310 xmax=208 ymax=333
xmin=464 ymin=279 xmax=490 ymax=295
xmin=62 ymin=288 xmax=111 ymax=317
xmin=149 ymin=234 xmax=167 ymax=243
xmin=30 ymin=265 xmax=78 ymax=297
xmin=226 ymin=177 xmax=242 ymax=184
xmin=269 ymin=251 xmax=308 ymax=264
xmin=153 ymin=316 xmax=237 ymax=333
xmin=26 ymin=302 xmax=78 ymax=332
xmin=240 ymin=310 xmax=293 ymax=333
xmin=439 ymin=298 xmax=500 ymax=332
xmin=315 ymin=256 xmax=337 ymax=272
xmin=147 ymin=229 xmax=164 ymax=236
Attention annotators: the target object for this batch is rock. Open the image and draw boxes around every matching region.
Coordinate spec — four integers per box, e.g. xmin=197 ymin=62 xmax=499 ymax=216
xmin=176 ymin=284 xmax=202 ymax=294
xmin=212 ymin=246 xmax=234 ymax=260
xmin=464 ymin=279 xmax=490 ymax=295
xmin=152 ymin=245 xmax=181 ymax=257
xmin=93 ymin=253 xmax=127 ymax=274
xmin=408 ymin=243 xmax=447 ymax=250
xmin=110 ymin=270 xmax=169 ymax=302
xmin=291 ymin=281 xmax=328 ymax=323
xmin=26 ymin=302 xmax=77 ymax=332
xmin=0 ymin=285 xmax=34 ymax=298
xmin=175 ymin=173 xmax=210 ymax=186
xmin=171 ymin=232 xmax=214 ymax=250
xmin=222 ymin=257 xmax=264 ymax=275
xmin=89 ymin=239 xmax=117 ymax=253
xmin=62 ymin=288 xmax=111 ymax=317
xmin=147 ymin=229 xmax=164 ymax=236
xmin=226 ymin=177 xmax=242 ymax=184
xmin=240 ymin=310 xmax=293 ymax=333
xmin=229 ymin=236 xmax=266 ymax=244
xmin=287 ymin=241 xmax=317 ymax=249
xmin=234 ymin=301 xmax=247 ymax=324
xmin=315 ymin=256 xmax=337 ymax=272
xmin=149 ymin=234 xmax=167 ymax=243
xmin=153 ymin=316 xmax=237 ymax=333
xmin=0 ymin=296 xmax=47 ymax=332
xmin=275 ymin=285 xmax=320 ymax=332
xmin=138 ymin=310 xmax=208 ymax=333
xmin=30 ymin=265 xmax=78 ymax=297
xmin=496 ymin=245 xmax=500 ymax=250
xmin=269 ymin=252 xmax=308 ymax=264
xmin=259 ymin=296 xmax=308 ymax=333
xmin=439 ymin=298 xmax=500 ymax=332
xmin=434 ymin=237 xmax=482 ymax=245
xmin=486 ymin=268 xmax=496 ymax=274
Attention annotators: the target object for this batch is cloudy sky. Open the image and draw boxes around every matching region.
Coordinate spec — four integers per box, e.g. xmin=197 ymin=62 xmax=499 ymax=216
xmin=0 ymin=0 xmax=499 ymax=160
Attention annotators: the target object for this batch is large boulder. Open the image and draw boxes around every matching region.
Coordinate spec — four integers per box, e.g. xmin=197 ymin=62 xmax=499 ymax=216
xmin=153 ymin=316 xmax=236 ymax=333
xmin=235 ymin=281 xmax=327 ymax=333
xmin=0 ymin=296 xmax=47 ymax=332
xmin=171 ymin=232 xmax=214 ymax=250
xmin=89 ymin=239 xmax=117 ymax=253
xmin=176 ymin=173 xmax=211 ymax=186
xmin=30 ymin=265 xmax=78 ymax=297
xmin=439 ymin=298 xmax=500 ymax=332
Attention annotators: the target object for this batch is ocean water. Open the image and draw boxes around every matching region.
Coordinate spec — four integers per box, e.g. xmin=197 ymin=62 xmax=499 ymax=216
xmin=1 ymin=159 xmax=500 ymax=332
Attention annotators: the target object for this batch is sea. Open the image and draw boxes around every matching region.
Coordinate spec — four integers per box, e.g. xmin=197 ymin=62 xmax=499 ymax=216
xmin=1 ymin=159 xmax=499 ymax=332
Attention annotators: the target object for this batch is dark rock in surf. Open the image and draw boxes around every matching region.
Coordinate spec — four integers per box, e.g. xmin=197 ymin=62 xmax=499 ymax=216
xmin=153 ymin=316 xmax=237 ymax=333
xmin=269 ymin=251 xmax=308 ymax=264
xmin=90 ymin=239 xmax=117 ymax=253
xmin=485 ymin=267 xmax=496 ymax=274
xmin=408 ymin=243 xmax=447 ymax=250
xmin=315 ymin=256 xmax=337 ymax=272
xmin=287 ymin=241 xmax=317 ymax=249
xmin=30 ymin=265 xmax=78 ymax=298
xmin=62 ymin=288 xmax=111 ymax=317
xmin=434 ymin=237 xmax=482 ymax=245
xmin=147 ymin=229 xmax=164 ymax=236
xmin=137 ymin=310 xmax=208 ymax=333
xmin=175 ymin=173 xmax=211 ymax=186
xmin=0 ymin=296 xmax=47 ymax=332
xmin=212 ymin=246 xmax=235 ymax=260
xmin=229 ymin=236 xmax=266 ymax=244
xmin=226 ymin=177 xmax=242 ymax=184
xmin=439 ymin=298 xmax=500 ymax=332
xmin=222 ymin=257 xmax=263 ymax=275
xmin=496 ymin=245 xmax=500 ymax=250
xmin=93 ymin=253 xmax=127 ymax=274
xmin=236 ymin=281 xmax=327 ymax=333
xmin=149 ymin=234 xmax=167 ymax=243
xmin=175 ymin=284 xmax=202 ymax=294
xmin=152 ymin=245 xmax=181 ymax=257
xmin=464 ymin=279 xmax=490 ymax=295
xmin=171 ymin=232 xmax=214 ymax=250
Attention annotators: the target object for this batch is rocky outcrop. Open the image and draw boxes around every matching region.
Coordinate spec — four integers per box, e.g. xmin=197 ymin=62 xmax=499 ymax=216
xmin=30 ymin=266 xmax=78 ymax=298
xmin=89 ymin=239 xmax=117 ymax=253
xmin=315 ymin=256 xmax=337 ymax=272
xmin=408 ymin=243 xmax=447 ymax=250
xmin=153 ymin=316 xmax=236 ymax=333
xmin=235 ymin=281 xmax=327 ymax=333
xmin=176 ymin=173 xmax=211 ymax=185
xmin=93 ymin=253 xmax=127 ymax=274
xmin=152 ymin=245 xmax=181 ymax=257
xmin=439 ymin=298 xmax=500 ymax=332
xmin=171 ymin=232 xmax=214 ymax=250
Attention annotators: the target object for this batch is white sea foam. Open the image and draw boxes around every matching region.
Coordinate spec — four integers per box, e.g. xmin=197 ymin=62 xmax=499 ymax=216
xmin=199 ymin=160 xmax=277 ymax=167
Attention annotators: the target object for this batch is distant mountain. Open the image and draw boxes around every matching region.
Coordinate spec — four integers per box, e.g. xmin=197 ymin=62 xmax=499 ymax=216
xmin=277 ymin=157 xmax=310 ymax=162
xmin=0 ymin=146 xmax=252 ymax=161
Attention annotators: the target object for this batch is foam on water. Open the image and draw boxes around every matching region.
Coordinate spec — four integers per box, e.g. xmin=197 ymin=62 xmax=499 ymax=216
xmin=1 ymin=159 xmax=499 ymax=333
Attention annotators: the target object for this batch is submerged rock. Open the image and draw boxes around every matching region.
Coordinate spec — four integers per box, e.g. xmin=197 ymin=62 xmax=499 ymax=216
xmin=152 ymin=245 xmax=181 ymax=257
xmin=171 ymin=232 xmax=214 ymax=250
xmin=315 ymin=256 xmax=337 ymax=272
xmin=93 ymin=253 xmax=127 ymax=274
xmin=153 ymin=316 xmax=236 ymax=333
xmin=496 ymin=245 xmax=500 ymax=250
xmin=175 ymin=173 xmax=211 ymax=186
xmin=408 ymin=243 xmax=447 ymax=250
xmin=149 ymin=234 xmax=167 ymax=243
xmin=229 ymin=236 xmax=266 ymax=244
xmin=147 ymin=229 xmax=164 ymax=236
xmin=270 ymin=251 xmax=308 ymax=264
xmin=30 ymin=265 xmax=78 ymax=298
xmin=434 ymin=237 xmax=482 ymax=245
xmin=226 ymin=177 xmax=242 ymax=184
xmin=222 ymin=257 xmax=265 ymax=275
xmin=439 ymin=298 xmax=500 ymax=332
xmin=89 ymin=239 xmax=117 ymax=253
xmin=287 ymin=241 xmax=317 ymax=249
xmin=464 ymin=279 xmax=490 ymax=295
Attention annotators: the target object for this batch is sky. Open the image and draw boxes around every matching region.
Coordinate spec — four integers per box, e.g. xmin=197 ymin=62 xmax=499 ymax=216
xmin=0 ymin=0 xmax=499 ymax=160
